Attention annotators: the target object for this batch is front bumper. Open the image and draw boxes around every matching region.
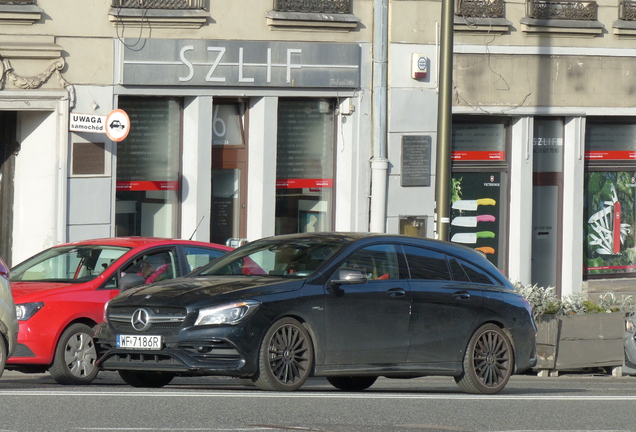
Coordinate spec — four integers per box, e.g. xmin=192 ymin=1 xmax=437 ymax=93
xmin=95 ymin=320 xmax=260 ymax=378
xmin=97 ymin=346 xmax=249 ymax=376
xmin=6 ymin=320 xmax=55 ymax=366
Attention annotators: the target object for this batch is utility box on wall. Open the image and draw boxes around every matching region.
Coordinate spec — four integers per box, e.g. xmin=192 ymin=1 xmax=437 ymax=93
xmin=400 ymin=216 xmax=427 ymax=237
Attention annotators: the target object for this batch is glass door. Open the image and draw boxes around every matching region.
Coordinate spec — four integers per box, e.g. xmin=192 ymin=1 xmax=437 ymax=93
xmin=532 ymin=118 xmax=564 ymax=294
xmin=211 ymin=167 xmax=244 ymax=246
xmin=210 ymin=100 xmax=248 ymax=246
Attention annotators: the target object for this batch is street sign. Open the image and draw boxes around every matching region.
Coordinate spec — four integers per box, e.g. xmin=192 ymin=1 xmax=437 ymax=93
xmin=69 ymin=113 xmax=106 ymax=133
xmin=105 ymin=109 xmax=130 ymax=142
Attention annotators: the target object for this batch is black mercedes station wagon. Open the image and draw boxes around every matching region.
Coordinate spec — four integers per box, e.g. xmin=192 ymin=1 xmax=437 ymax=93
xmin=95 ymin=232 xmax=537 ymax=394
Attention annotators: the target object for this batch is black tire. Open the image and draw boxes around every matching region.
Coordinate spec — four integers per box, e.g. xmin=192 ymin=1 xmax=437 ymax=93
xmin=0 ymin=335 xmax=6 ymax=379
xmin=254 ymin=317 xmax=313 ymax=391
xmin=455 ymin=323 xmax=514 ymax=394
xmin=49 ymin=323 xmax=99 ymax=385
xmin=118 ymin=370 xmax=175 ymax=388
xmin=327 ymin=376 xmax=377 ymax=391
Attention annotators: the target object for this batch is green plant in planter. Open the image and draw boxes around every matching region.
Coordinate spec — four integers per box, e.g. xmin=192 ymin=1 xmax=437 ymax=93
xmin=511 ymin=281 xmax=635 ymax=319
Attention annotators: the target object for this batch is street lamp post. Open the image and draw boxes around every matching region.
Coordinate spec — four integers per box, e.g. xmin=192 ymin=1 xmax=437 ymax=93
xmin=435 ymin=0 xmax=455 ymax=241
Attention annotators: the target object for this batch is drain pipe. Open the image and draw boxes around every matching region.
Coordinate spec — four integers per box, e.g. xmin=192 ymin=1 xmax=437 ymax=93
xmin=369 ymin=0 xmax=389 ymax=233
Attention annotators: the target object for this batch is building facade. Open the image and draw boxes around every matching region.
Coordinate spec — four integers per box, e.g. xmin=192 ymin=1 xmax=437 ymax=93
xmin=1 ymin=0 xmax=635 ymax=298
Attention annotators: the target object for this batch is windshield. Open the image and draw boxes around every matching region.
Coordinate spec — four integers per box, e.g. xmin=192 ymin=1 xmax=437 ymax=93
xmin=198 ymin=238 xmax=346 ymax=278
xmin=11 ymin=245 xmax=131 ymax=283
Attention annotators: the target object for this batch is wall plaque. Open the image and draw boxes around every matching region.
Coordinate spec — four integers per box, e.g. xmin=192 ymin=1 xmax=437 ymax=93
xmin=401 ymin=135 xmax=431 ymax=187
xmin=72 ymin=142 xmax=105 ymax=176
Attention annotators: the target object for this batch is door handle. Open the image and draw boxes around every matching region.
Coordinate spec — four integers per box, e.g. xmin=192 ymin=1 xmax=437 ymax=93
xmin=453 ymin=291 xmax=470 ymax=300
xmin=386 ymin=288 xmax=406 ymax=297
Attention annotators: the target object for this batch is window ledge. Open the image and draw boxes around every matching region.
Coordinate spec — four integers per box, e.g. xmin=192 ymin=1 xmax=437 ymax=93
xmin=266 ymin=10 xmax=359 ymax=31
xmin=454 ymin=16 xmax=513 ymax=34
xmin=613 ymin=19 xmax=636 ymax=36
xmin=0 ymin=35 xmax=62 ymax=59
xmin=109 ymin=7 xmax=208 ymax=29
xmin=0 ymin=4 xmax=43 ymax=25
xmin=520 ymin=17 xmax=604 ymax=36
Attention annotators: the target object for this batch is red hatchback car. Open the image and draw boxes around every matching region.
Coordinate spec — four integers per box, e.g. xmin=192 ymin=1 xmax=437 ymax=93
xmin=8 ymin=237 xmax=232 ymax=385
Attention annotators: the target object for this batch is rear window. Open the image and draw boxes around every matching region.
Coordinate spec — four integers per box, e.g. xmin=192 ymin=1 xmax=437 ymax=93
xmin=455 ymin=257 xmax=499 ymax=285
xmin=402 ymin=245 xmax=451 ymax=280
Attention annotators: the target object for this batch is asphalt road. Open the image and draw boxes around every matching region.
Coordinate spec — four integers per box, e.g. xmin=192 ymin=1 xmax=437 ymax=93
xmin=1 ymin=370 xmax=635 ymax=432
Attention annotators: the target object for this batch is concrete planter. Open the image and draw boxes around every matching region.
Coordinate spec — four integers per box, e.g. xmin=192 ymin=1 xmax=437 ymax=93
xmin=535 ymin=312 xmax=625 ymax=374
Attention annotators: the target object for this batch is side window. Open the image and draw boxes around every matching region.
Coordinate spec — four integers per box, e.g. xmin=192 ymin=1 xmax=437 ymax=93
xmin=402 ymin=245 xmax=451 ymax=280
xmin=183 ymin=246 xmax=226 ymax=272
xmin=120 ymin=250 xmax=179 ymax=284
xmin=336 ymin=244 xmax=401 ymax=280
xmin=448 ymin=258 xmax=471 ymax=282
xmin=456 ymin=258 xmax=498 ymax=285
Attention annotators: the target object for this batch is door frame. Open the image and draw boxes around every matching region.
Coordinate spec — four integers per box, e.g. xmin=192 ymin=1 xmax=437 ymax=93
xmin=0 ymin=111 xmax=18 ymax=266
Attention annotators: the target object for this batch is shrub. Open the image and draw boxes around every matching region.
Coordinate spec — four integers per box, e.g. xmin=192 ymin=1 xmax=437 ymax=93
xmin=511 ymin=281 xmax=635 ymax=319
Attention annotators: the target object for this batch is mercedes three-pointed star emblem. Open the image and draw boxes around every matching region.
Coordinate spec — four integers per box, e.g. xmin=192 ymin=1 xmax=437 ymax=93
xmin=131 ymin=308 xmax=151 ymax=332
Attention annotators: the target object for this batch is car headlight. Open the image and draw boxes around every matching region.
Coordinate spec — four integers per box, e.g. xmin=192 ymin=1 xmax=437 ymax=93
xmin=194 ymin=301 xmax=259 ymax=326
xmin=103 ymin=300 xmax=110 ymax=322
xmin=15 ymin=302 xmax=44 ymax=321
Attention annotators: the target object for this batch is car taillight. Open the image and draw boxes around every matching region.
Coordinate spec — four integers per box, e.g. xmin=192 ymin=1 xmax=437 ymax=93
xmin=0 ymin=257 xmax=9 ymax=280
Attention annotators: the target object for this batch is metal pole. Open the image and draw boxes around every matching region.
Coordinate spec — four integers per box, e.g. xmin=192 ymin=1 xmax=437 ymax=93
xmin=435 ymin=0 xmax=454 ymax=241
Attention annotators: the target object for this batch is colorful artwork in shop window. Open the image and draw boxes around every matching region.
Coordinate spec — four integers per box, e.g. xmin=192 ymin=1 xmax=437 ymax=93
xmin=584 ymin=172 xmax=636 ymax=275
xmin=450 ymin=172 xmax=501 ymax=266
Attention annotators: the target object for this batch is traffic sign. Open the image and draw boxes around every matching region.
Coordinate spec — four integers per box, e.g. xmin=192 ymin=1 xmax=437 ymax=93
xmin=69 ymin=113 xmax=106 ymax=133
xmin=105 ymin=109 xmax=130 ymax=142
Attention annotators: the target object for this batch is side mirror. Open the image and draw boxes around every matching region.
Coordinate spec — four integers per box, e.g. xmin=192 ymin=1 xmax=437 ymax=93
xmin=331 ymin=267 xmax=368 ymax=285
xmin=119 ymin=273 xmax=145 ymax=292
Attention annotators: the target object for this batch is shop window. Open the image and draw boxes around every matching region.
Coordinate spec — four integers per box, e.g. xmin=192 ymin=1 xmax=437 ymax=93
xmin=115 ymin=97 xmax=181 ymax=238
xmin=451 ymin=122 xmax=506 ymax=163
xmin=450 ymin=118 xmax=509 ymax=270
xmin=275 ymin=98 xmax=335 ymax=235
xmin=584 ymin=119 xmax=636 ymax=277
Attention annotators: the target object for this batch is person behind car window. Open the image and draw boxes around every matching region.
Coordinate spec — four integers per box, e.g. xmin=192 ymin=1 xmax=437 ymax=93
xmin=140 ymin=255 xmax=169 ymax=284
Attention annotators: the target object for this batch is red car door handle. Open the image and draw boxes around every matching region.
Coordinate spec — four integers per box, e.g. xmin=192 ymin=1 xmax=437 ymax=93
xmin=386 ymin=288 xmax=406 ymax=297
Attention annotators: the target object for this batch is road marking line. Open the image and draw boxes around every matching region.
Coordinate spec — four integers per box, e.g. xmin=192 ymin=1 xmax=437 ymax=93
xmin=0 ymin=391 xmax=635 ymax=401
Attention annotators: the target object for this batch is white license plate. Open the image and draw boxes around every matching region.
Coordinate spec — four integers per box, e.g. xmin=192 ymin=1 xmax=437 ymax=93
xmin=116 ymin=334 xmax=162 ymax=350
